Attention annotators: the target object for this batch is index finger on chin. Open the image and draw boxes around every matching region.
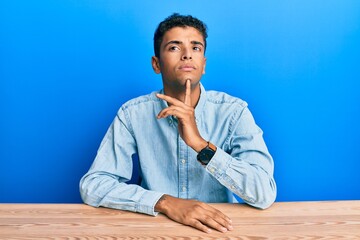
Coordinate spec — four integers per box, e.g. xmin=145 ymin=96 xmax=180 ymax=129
xmin=184 ymin=79 xmax=192 ymax=106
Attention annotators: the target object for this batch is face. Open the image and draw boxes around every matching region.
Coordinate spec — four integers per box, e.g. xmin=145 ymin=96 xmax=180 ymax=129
xmin=152 ymin=27 xmax=206 ymax=91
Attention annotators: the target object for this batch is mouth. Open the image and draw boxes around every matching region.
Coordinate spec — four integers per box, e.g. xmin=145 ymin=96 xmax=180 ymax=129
xmin=179 ymin=65 xmax=196 ymax=71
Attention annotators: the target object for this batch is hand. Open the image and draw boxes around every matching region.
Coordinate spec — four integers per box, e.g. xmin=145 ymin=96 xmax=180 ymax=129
xmin=156 ymin=80 xmax=207 ymax=152
xmin=155 ymin=195 xmax=233 ymax=233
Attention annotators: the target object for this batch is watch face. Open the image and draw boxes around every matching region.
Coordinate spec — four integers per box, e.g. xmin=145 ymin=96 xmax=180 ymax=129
xmin=198 ymin=148 xmax=215 ymax=165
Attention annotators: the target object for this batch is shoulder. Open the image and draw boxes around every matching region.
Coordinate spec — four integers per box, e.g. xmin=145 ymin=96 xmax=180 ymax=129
xmin=120 ymin=91 xmax=160 ymax=111
xmin=205 ymin=90 xmax=248 ymax=109
xmin=115 ymin=91 xmax=161 ymax=121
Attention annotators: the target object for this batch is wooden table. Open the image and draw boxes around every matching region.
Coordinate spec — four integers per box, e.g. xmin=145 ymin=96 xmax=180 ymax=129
xmin=0 ymin=201 xmax=359 ymax=239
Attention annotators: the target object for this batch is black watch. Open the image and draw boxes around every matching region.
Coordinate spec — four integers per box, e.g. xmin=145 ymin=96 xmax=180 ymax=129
xmin=197 ymin=142 xmax=217 ymax=166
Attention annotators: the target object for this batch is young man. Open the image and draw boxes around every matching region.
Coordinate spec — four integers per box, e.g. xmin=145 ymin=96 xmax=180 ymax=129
xmin=80 ymin=13 xmax=276 ymax=233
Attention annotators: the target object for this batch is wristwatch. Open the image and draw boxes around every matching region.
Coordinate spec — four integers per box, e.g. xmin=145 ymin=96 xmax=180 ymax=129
xmin=197 ymin=142 xmax=217 ymax=166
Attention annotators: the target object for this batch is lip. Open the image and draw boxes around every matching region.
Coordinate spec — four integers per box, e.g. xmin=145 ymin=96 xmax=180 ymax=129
xmin=179 ymin=65 xmax=196 ymax=71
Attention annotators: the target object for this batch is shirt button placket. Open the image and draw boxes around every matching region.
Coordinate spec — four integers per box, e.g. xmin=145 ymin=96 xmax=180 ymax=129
xmin=178 ymin=138 xmax=188 ymax=199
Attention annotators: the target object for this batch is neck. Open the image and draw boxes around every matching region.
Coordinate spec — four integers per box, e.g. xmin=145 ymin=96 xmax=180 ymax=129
xmin=163 ymin=83 xmax=201 ymax=108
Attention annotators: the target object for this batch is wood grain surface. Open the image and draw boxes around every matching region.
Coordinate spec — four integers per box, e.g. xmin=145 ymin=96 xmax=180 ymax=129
xmin=0 ymin=201 xmax=359 ymax=239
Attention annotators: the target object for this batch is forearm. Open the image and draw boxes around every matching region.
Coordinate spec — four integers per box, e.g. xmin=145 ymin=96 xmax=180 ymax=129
xmin=80 ymin=172 xmax=164 ymax=216
xmin=206 ymin=147 xmax=276 ymax=209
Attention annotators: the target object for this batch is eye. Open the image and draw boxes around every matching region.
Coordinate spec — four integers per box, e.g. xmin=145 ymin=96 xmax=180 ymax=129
xmin=169 ymin=46 xmax=180 ymax=51
xmin=193 ymin=46 xmax=202 ymax=51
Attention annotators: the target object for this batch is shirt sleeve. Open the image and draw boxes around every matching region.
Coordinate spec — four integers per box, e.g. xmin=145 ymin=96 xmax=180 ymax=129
xmin=205 ymin=106 xmax=277 ymax=209
xmin=79 ymin=108 xmax=164 ymax=216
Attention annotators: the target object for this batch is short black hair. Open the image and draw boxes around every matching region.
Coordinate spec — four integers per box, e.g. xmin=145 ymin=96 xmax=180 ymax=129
xmin=153 ymin=13 xmax=208 ymax=58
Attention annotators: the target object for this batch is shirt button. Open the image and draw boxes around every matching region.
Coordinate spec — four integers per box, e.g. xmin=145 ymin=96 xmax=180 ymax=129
xmin=168 ymin=119 xmax=172 ymax=124
xmin=209 ymin=168 xmax=215 ymax=173
xmin=182 ymin=186 xmax=187 ymax=192
xmin=231 ymin=185 xmax=235 ymax=190
xmin=181 ymin=159 xmax=186 ymax=164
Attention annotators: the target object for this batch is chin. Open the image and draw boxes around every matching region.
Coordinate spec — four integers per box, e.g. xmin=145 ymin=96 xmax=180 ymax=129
xmin=186 ymin=79 xmax=201 ymax=86
xmin=180 ymin=76 xmax=200 ymax=83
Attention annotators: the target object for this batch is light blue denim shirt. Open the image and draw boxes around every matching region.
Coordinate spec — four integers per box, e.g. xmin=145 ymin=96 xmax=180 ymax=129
xmin=80 ymin=84 xmax=276 ymax=216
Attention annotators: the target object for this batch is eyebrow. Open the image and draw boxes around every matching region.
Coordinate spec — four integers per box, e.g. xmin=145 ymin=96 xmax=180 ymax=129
xmin=163 ymin=40 xmax=205 ymax=48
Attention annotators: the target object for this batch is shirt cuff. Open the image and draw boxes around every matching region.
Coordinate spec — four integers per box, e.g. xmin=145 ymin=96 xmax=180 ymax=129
xmin=205 ymin=147 xmax=256 ymax=205
xmin=205 ymin=147 xmax=231 ymax=179
xmin=137 ymin=191 xmax=165 ymax=216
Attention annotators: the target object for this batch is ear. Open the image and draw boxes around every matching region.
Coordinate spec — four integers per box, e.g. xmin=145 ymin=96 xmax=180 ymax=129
xmin=202 ymin=57 xmax=207 ymax=75
xmin=151 ymin=56 xmax=161 ymax=74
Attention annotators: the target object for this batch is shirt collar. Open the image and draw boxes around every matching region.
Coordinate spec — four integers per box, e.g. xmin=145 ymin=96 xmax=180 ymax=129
xmin=195 ymin=83 xmax=206 ymax=120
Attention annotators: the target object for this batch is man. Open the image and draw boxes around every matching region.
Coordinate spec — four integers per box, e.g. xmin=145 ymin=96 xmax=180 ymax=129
xmin=80 ymin=13 xmax=276 ymax=233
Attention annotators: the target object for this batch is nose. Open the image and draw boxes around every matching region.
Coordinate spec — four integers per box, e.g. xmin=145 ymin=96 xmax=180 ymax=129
xmin=181 ymin=48 xmax=192 ymax=60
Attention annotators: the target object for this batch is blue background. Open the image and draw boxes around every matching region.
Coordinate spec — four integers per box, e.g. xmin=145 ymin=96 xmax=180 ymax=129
xmin=1 ymin=1 xmax=359 ymax=203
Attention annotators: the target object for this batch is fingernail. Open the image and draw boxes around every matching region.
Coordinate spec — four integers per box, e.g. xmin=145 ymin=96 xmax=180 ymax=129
xmin=228 ymin=225 xmax=233 ymax=230
xmin=206 ymin=229 xmax=212 ymax=234
xmin=221 ymin=227 xmax=227 ymax=232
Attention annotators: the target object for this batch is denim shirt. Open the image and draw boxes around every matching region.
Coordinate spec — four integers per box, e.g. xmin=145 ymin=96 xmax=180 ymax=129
xmin=80 ymin=84 xmax=276 ymax=216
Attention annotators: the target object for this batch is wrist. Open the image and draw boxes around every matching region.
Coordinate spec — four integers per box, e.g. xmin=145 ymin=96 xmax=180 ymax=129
xmin=192 ymin=138 xmax=208 ymax=153
xmin=155 ymin=194 xmax=170 ymax=213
